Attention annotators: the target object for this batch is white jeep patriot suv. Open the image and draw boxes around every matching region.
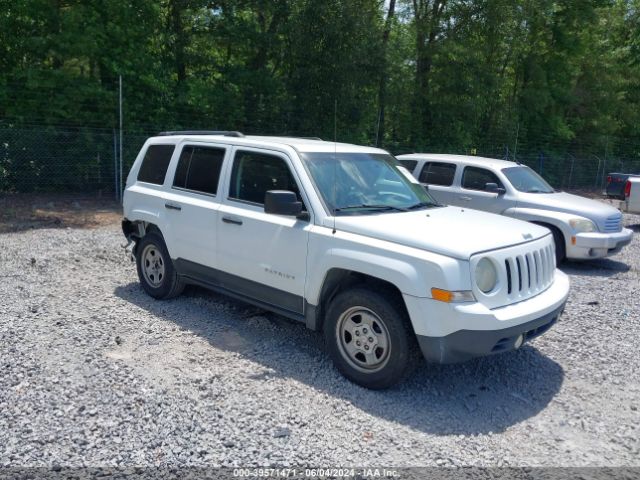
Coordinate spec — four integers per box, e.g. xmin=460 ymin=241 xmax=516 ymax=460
xmin=122 ymin=131 xmax=570 ymax=389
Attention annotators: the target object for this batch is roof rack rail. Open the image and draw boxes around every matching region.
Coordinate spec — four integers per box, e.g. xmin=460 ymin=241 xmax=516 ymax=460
xmin=157 ymin=130 xmax=244 ymax=137
xmin=256 ymin=135 xmax=323 ymax=141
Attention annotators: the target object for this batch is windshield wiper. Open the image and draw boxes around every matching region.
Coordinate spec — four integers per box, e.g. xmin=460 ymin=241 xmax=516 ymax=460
xmin=334 ymin=204 xmax=409 ymax=213
xmin=406 ymin=201 xmax=439 ymax=210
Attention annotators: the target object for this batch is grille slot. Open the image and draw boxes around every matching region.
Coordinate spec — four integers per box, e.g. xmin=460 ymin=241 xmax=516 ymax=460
xmin=533 ymin=251 xmax=541 ymax=286
xmin=516 ymin=257 xmax=523 ymax=291
xmin=603 ymin=214 xmax=622 ymax=233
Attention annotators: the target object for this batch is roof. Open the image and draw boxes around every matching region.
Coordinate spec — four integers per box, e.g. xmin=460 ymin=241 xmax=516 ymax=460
xmin=148 ymin=133 xmax=386 ymax=154
xmin=397 ymin=153 xmax=518 ymax=169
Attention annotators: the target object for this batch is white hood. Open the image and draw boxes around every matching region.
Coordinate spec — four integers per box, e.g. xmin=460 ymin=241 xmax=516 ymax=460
xmin=332 ymin=206 xmax=550 ymax=260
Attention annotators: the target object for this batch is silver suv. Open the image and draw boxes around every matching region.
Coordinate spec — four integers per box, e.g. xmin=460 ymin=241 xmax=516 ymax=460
xmin=398 ymin=154 xmax=633 ymax=262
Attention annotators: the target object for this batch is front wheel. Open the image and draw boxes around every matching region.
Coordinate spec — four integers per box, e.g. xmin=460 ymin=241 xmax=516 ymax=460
xmin=533 ymin=222 xmax=566 ymax=265
xmin=324 ymin=287 xmax=419 ymax=389
xmin=135 ymin=232 xmax=184 ymax=299
xmin=550 ymin=227 xmax=566 ymax=265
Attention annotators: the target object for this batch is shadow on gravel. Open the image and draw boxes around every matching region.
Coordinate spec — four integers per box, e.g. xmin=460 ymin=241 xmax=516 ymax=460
xmin=115 ymin=283 xmax=564 ymax=436
xmin=628 ymin=223 xmax=640 ymax=232
xmin=560 ymin=257 xmax=630 ymax=277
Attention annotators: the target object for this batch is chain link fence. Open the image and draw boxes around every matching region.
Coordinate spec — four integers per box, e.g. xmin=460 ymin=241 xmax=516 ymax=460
xmin=1 ymin=122 xmax=639 ymax=198
xmin=0 ymin=125 xmax=150 ymax=198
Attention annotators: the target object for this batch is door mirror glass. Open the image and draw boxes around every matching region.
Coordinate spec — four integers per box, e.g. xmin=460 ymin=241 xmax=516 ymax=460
xmin=264 ymin=190 xmax=303 ymax=216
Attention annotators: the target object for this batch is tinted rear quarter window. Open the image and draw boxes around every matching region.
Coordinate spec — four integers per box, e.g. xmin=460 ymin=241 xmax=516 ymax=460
xmin=399 ymin=159 xmax=418 ymax=172
xmin=173 ymin=146 xmax=225 ymax=195
xmin=137 ymin=144 xmax=176 ymax=185
xmin=418 ymin=162 xmax=456 ymax=186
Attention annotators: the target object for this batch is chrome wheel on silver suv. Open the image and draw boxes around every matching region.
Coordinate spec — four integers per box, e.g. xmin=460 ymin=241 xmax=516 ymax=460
xmin=325 ymin=287 xmax=420 ymax=389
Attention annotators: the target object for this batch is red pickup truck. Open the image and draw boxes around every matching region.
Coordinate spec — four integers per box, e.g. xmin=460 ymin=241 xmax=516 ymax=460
xmin=606 ymin=173 xmax=640 ymax=200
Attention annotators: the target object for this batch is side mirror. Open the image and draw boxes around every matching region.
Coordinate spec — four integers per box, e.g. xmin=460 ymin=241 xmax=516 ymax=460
xmin=264 ymin=190 xmax=303 ymax=216
xmin=485 ymin=182 xmax=506 ymax=195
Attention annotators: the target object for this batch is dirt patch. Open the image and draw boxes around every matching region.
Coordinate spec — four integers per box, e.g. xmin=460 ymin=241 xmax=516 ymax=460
xmin=0 ymin=193 xmax=121 ymax=233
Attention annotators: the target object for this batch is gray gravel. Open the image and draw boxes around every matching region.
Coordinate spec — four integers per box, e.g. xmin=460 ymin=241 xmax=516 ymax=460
xmin=0 ymin=213 xmax=639 ymax=468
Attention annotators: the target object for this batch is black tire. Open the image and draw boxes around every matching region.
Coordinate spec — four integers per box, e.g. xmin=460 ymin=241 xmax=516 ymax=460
xmin=324 ymin=287 xmax=420 ymax=389
xmin=549 ymin=226 xmax=566 ymax=265
xmin=135 ymin=232 xmax=184 ymax=299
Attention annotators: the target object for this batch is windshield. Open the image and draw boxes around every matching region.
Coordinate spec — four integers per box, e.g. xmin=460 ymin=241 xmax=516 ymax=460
xmin=300 ymin=152 xmax=439 ymax=214
xmin=502 ymin=166 xmax=555 ymax=193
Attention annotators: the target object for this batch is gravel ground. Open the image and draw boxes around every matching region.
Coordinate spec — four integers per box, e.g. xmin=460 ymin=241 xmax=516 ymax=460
xmin=0 ymin=214 xmax=639 ymax=468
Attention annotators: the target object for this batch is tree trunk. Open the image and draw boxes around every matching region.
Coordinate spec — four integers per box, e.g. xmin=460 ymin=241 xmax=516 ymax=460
xmin=411 ymin=0 xmax=446 ymax=145
xmin=169 ymin=0 xmax=187 ymax=91
xmin=376 ymin=0 xmax=396 ymax=147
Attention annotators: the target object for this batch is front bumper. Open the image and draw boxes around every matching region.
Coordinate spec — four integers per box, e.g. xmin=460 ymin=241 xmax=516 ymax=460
xmin=403 ymin=270 xmax=570 ymax=364
xmin=568 ymin=228 xmax=633 ymax=259
xmin=416 ymin=303 xmax=564 ymax=363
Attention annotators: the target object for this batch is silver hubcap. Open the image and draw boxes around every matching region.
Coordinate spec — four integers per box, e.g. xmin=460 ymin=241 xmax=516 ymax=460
xmin=141 ymin=244 xmax=165 ymax=287
xmin=336 ymin=306 xmax=391 ymax=373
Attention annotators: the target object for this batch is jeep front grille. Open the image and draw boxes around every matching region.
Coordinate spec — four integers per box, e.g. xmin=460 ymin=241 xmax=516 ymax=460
xmin=504 ymin=244 xmax=555 ymax=299
xmin=471 ymin=235 xmax=556 ymax=309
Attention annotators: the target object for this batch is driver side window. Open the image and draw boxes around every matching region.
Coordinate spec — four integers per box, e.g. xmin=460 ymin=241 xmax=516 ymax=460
xmin=228 ymin=151 xmax=305 ymax=208
xmin=461 ymin=167 xmax=503 ymax=191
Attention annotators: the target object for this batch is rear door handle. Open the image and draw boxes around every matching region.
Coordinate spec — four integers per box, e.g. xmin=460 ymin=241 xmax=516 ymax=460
xmin=222 ymin=216 xmax=243 ymax=226
xmin=459 ymin=196 xmax=472 ymax=201
xmin=165 ymin=203 xmax=182 ymax=211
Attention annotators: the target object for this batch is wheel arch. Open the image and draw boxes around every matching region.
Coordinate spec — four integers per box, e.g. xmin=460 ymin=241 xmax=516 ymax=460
xmin=122 ymin=219 xmax=164 ymax=255
xmin=504 ymin=207 xmax=572 ymax=247
xmin=308 ymin=268 xmax=410 ymax=333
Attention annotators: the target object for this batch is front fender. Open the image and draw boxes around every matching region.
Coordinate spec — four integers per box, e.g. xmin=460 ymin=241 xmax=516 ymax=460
xmin=304 ymin=230 xmax=471 ymax=305
xmin=503 ymin=207 xmax=577 ymax=241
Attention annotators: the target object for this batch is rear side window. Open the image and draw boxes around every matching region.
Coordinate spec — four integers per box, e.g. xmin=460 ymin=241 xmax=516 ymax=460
xmin=137 ymin=144 xmax=176 ymax=185
xmin=229 ymin=151 xmax=302 ymax=205
xmin=173 ymin=146 xmax=225 ymax=195
xmin=399 ymin=159 xmax=418 ymax=172
xmin=462 ymin=166 xmax=503 ymax=191
xmin=419 ymin=162 xmax=456 ymax=186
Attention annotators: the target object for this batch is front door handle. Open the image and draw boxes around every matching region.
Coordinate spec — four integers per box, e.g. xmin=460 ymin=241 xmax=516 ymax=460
xmin=165 ymin=203 xmax=182 ymax=211
xmin=222 ymin=216 xmax=243 ymax=226
xmin=459 ymin=196 xmax=472 ymax=201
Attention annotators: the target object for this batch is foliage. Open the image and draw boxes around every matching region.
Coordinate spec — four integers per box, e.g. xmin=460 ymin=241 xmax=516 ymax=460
xmin=1 ymin=0 xmax=640 ymax=192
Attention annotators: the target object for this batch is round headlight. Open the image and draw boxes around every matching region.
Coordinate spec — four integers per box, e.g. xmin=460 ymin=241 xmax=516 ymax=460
xmin=475 ymin=258 xmax=498 ymax=293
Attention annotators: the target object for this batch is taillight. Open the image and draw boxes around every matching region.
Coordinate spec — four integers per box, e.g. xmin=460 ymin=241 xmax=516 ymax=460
xmin=607 ymin=175 xmax=612 ymax=184
xmin=624 ymin=181 xmax=631 ymax=198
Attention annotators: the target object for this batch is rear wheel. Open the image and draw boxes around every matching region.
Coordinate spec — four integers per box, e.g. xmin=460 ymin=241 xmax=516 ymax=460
xmin=135 ymin=232 xmax=184 ymax=299
xmin=324 ymin=287 xmax=419 ymax=389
